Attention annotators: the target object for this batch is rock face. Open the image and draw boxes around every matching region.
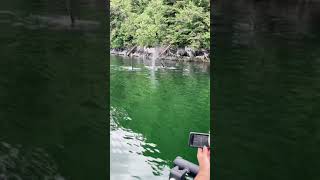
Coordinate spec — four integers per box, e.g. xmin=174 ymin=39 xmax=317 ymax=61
xmin=185 ymin=47 xmax=195 ymax=58
xmin=111 ymin=46 xmax=210 ymax=62
xmin=176 ymin=48 xmax=188 ymax=57
xmin=135 ymin=46 xmax=145 ymax=54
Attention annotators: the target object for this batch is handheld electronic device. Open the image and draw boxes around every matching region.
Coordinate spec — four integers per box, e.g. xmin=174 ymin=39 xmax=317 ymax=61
xmin=188 ymin=132 xmax=210 ymax=148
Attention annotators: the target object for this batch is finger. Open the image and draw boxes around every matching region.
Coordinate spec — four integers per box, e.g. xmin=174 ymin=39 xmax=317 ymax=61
xmin=197 ymin=148 xmax=203 ymax=159
xmin=203 ymin=146 xmax=208 ymax=154
xmin=197 ymin=147 xmax=203 ymax=155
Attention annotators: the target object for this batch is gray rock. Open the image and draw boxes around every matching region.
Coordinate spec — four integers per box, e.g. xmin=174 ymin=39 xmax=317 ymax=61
xmin=135 ymin=46 xmax=145 ymax=54
xmin=177 ymin=48 xmax=188 ymax=56
xmin=194 ymin=49 xmax=205 ymax=56
xmin=185 ymin=47 xmax=195 ymax=58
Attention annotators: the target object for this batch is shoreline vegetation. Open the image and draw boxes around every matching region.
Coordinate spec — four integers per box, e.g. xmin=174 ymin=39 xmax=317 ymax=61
xmin=110 ymin=0 xmax=210 ymax=62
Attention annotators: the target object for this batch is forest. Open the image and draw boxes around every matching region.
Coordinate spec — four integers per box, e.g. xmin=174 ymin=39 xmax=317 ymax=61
xmin=110 ymin=0 xmax=210 ymax=50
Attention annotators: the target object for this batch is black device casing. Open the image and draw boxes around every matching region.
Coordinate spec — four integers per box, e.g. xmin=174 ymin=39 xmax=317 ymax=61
xmin=188 ymin=132 xmax=209 ymax=148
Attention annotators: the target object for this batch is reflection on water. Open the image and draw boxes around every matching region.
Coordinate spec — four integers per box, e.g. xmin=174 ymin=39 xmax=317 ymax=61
xmin=110 ymin=106 xmax=169 ymax=180
xmin=111 ymin=55 xmax=210 ymax=73
xmin=110 ymin=55 xmax=210 ymax=179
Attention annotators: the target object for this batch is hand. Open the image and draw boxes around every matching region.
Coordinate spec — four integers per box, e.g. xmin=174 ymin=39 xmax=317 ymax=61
xmin=195 ymin=146 xmax=210 ymax=180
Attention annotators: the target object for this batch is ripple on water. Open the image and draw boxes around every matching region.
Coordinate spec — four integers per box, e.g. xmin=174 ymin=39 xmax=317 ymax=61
xmin=0 ymin=142 xmax=65 ymax=180
xmin=110 ymin=106 xmax=170 ymax=180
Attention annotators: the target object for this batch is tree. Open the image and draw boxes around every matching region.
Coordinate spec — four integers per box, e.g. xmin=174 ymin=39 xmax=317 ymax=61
xmin=110 ymin=0 xmax=210 ymax=49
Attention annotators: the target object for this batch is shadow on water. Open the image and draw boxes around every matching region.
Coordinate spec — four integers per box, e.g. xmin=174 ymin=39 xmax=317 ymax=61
xmin=110 ymin=55 xmax=210 ymax=179
xmin=215 ymin=1 xmax=320 ymax=180
xmin=0 ymin=0 xmax=108 ymax=179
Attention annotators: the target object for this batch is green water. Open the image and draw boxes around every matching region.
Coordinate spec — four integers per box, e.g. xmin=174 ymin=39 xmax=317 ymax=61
xmin=215 ymin=1 xmax=320 ymax=180
xmin=0 ymin=1 xmax=108 ymax=179
xmin=110 ymin=55 xmax=210 ymax=179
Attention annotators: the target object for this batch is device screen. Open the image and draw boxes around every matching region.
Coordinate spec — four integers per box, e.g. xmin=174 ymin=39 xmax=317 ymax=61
xmin=189 ymin=133 xmax=209 ymax=148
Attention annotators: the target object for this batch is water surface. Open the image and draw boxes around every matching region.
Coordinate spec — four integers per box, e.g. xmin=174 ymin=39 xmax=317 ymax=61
xmin=0 ymin=1 xmax=108 ymax=179
xmin=110 ymin=55 xmax=210 ymax=179
xmin=214 ymin=1 xmax=320 ymax=179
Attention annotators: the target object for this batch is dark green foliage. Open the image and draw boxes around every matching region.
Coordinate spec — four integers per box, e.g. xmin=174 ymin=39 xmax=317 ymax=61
xmin=110 ymin=0 xmax=210 ymax=49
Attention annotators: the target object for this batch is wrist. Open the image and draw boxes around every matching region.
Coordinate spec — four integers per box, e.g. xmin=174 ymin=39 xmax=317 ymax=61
xmin=197 ymin=168 xmax=210 ymax=177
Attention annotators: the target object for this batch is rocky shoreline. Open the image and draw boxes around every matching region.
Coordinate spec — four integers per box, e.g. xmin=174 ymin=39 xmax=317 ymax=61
xmin=111 ymin=46 xmax=210 ymax=62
